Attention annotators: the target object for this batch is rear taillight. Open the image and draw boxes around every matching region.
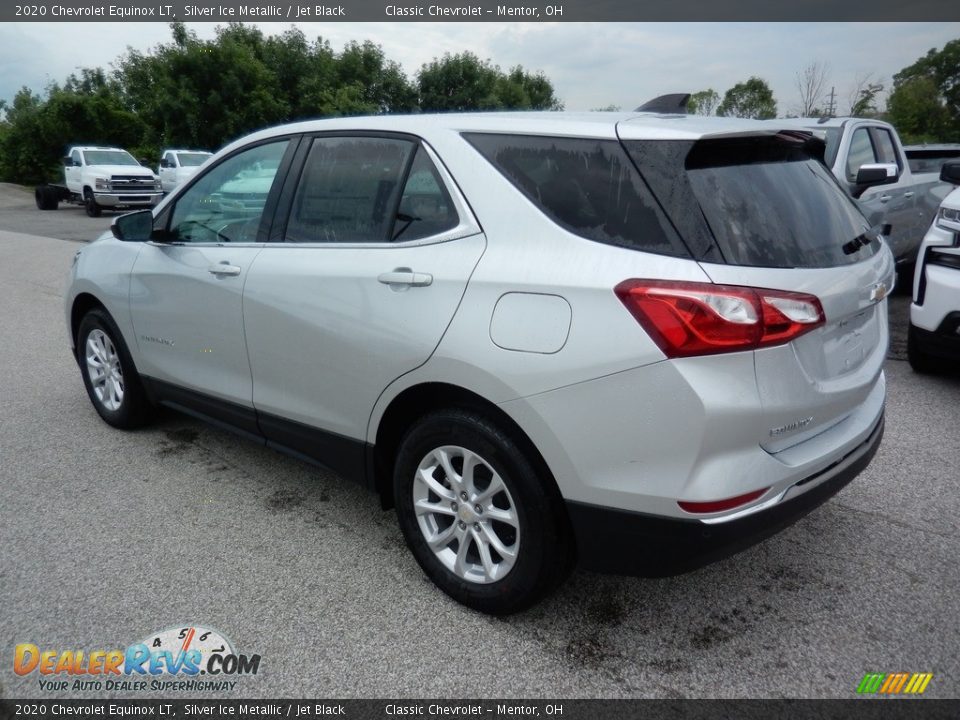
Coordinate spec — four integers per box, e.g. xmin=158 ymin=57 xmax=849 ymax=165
xmin=615 ymin=280 xmax=824 ymax=358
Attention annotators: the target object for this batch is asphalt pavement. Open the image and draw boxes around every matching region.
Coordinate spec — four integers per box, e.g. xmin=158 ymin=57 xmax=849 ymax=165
xmin=0 ymin=190 xmax=957 ymax=700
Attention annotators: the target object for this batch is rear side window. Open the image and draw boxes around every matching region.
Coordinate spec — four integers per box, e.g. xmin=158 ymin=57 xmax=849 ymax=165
xmin=464 ymin=133 xmax=688 ymax=257
xmin=871 ymin=129 xmax=900 ymax=168
xmin=286 ymin=136 xmax=415 ymax=243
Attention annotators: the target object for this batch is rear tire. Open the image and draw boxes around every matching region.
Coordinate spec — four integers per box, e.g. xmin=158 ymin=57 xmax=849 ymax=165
xmin=907 ymin=323 xmax=949 ymax=375
xmin=77 ymin=309 xmax=154 ymax=428
xmin=35 ymin=186 xmax=58 ymax=210
xmin=393 ymin=408 xmax=573 ymax=615
xmin=84 ymin=188 xmax=102 ymax=217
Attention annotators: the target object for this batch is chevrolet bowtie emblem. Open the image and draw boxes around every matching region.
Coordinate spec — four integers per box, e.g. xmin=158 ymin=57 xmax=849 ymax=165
xmin=869 ymin=282 xmax=889 ymax=302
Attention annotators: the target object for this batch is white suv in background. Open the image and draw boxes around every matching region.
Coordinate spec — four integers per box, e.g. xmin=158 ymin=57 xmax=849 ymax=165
xmin=66 ymin=111 xmax=892 ymax=613
xmin=909 ymin=161 xmax=960 ymax=373
xmin=158 ymin=149 xmax=213 ymax=192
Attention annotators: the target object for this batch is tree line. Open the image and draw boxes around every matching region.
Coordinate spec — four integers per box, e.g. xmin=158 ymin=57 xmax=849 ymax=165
xmin=686 ymin=39 xmax=960 ymax=145
xmin=1 ymin=27 xmax=957 ymax=185
xmin=0 ymin=23 xmax=562 ymax=184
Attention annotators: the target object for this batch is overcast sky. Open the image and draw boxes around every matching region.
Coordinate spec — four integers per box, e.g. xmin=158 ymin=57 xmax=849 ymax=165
xmin=1 ymin=22 xmax=958 ymax=115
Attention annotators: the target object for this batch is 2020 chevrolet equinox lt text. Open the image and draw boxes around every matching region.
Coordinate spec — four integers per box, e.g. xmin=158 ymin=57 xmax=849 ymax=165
xmin=66 ymin=112 xmax=893 ymax=614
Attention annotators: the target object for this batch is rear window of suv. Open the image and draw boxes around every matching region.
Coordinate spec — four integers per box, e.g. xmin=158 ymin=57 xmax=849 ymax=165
xmin=623 ymin=135 xmax=878 ymax=268
xmin=464 ymin=133 xmax=689 ymax=258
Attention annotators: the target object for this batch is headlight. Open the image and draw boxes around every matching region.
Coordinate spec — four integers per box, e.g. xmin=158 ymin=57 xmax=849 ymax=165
xmin=94 ymin=178 xmax=111 ymax=191
xmin=937 ymin=206 xmax=960 ymax=231
xmin=153 ymin=180 xmax=162 ymax=191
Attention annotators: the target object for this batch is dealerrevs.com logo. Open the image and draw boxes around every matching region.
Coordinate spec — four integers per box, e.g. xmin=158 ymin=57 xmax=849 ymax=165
xmin=14 ymin=625 xmax=261 ymax=692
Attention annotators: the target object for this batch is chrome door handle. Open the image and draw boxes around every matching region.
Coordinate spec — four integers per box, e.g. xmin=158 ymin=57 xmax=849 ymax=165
xmin=904 ymin=191 xmax=914 ymax=198
xmin=208 ymin=263 xmax=241 ymax=277
xmin=378 ymin=270 xmax=433 ymax=287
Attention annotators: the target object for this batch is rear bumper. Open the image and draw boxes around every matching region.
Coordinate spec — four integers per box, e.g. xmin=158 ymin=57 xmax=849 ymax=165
xmin=910 ymin=313 xmax=960 ymax=360
xmin=567 ymin=412 xmax=884 ymax=577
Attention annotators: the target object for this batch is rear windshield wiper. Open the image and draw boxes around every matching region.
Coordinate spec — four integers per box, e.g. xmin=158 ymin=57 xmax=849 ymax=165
xmin=842 ymin=223 xmax=891 ymax=256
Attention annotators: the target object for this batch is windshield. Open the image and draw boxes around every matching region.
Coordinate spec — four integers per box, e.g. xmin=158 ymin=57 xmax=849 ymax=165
xmin=83 ymin=150 xmax=140 ymax=166
xmin=177 ymin=152 xmax=211 ymax=167
xmin=624 ymin=135 xmax=876 ymax=268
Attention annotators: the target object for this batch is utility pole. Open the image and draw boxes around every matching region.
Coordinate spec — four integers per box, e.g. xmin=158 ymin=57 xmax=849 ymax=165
xmin=825 ymin=86 xmax=837 ymax=117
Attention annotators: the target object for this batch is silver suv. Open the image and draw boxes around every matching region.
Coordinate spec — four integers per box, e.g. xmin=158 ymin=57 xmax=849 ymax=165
xmin=66 ymin=112 xmax=893 ymax=614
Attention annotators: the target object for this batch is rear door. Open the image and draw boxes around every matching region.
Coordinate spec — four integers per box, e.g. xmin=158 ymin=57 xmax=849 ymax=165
xmin=619 ymin=129 xmax=894 ymax=453
xmin=242 ymin=134 xmax=484 ymax=467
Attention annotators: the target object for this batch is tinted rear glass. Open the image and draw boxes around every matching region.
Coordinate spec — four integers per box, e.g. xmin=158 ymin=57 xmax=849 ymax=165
xmin=464 ymin=133 xmax=689 ymax=258
xmin=624 ymin=136 xmax=877 ymax=268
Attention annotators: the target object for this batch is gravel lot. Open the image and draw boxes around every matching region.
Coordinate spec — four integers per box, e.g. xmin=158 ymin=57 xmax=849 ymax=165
xmin=1 ymin=186 xmax=957 ymax=700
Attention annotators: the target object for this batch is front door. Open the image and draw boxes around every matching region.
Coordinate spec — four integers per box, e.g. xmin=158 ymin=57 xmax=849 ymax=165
xmin=128 ymin=138 xmax=293 ymax=419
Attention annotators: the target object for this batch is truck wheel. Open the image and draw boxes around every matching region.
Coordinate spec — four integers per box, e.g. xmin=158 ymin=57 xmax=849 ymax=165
xmin=84 ymin=188 xmax=102 ymax=218
xmin=35 ymin=186 xmax=58 ymax=210
xmin=907 ymin=324 xmax=948 ymax=375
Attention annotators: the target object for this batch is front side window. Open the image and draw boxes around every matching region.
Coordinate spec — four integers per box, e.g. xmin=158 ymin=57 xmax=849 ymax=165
xmin=845 ymin=128 xmax=876 ymax=181
xmin=285 ymin=136 xmax=415 ymax=243
xmin=168 ymin=140 xmax=288 ymax=244
xmin=70 ymin=150 xmax=82 ymax=166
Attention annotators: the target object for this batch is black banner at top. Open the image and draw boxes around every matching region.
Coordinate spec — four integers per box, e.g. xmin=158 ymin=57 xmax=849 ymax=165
xmin=3 ymin=0 xmax=959 ymax=22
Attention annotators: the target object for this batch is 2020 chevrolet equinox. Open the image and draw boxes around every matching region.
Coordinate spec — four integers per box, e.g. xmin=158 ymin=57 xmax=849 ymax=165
xmin=67 ymin=111 xmax=892 ymax=613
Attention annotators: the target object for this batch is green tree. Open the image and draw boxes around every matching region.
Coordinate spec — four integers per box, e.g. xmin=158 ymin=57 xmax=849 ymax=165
xmin=889 ymin=39 xmax=960 ymax=141
xmin=418 ymin=52 xmax=561 ymax=112
xmin=888 ymin=76 xmax=952 ymax=143
xmin=688 ymin=89 xmax=719 ymax=116
xmin=717 ymin=77 xmax=777 ymax=119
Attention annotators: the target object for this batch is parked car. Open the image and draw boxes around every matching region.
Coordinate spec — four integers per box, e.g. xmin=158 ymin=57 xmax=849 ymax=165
xmin=909 ymin=160 xmax=960 ymax=373
xmin=35 ymin=146 xmax=163 ymax=217
xmin=158 ymin=149 xmax=213 ymax=192
xmin=772 ymin=118 xmax=948 ymax=283
xmin=65 ymin=112 xmax=892 ymax=613
xmin=904 ymin=143 xmax=960 ymax=176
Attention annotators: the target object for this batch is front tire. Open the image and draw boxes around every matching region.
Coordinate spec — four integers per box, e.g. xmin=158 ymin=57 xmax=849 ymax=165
xmin=84 ymin=188 xmax=102 ymax=217
xmin=393 ymin=409 xmax=572 ymax=614
xmin=77 ymin=309 xmax=153 ymax=428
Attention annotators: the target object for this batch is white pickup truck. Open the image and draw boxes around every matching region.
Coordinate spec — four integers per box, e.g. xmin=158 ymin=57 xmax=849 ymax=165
xmin=35 ymin=145 xmax=163 ymax=217
xmin=157 ymin=149 xmax=213 ymax=193
xmin=775 ymin=117 xmax=950 ymax=282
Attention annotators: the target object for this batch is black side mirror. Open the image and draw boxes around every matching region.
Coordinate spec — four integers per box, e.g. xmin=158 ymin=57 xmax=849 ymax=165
xmin=159 ymin=159 xmax=170 ymax=168
xmin=941 ymin=161 xmax=960 ymax=185
xmin=852 ymin=162 xmax=898 ymax=198
xmin=111 ymin=210 xmax=155 ymax=242
xmin=63 ymin=156 xmax=72 ymax=166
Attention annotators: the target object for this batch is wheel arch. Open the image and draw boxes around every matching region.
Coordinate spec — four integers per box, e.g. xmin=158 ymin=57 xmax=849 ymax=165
xmin=371 ymin=381 xmax=570 ymax=529
xmin=70 ymin=293 xmax=109 ymax=359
